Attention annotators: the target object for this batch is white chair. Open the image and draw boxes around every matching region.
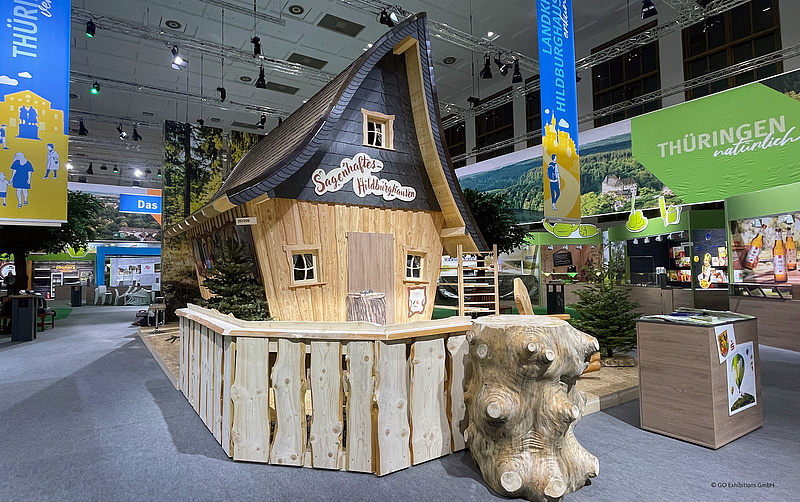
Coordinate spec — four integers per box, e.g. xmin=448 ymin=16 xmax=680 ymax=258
xmin=115 ymin=286 xmax=133 ymax=305
xmin=125 ymin=288 xmax=151 ymax=306
xmin=94 ymin=286 xmax=107 ymax=305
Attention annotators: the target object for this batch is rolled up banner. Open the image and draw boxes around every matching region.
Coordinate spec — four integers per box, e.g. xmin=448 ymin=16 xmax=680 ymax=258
xmin=537 ymin=0 xmax=580 ymax=222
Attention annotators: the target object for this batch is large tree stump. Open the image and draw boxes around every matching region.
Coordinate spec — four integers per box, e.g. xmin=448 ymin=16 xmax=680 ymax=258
xmin=464 ymin=315 xmax=599 ymax=501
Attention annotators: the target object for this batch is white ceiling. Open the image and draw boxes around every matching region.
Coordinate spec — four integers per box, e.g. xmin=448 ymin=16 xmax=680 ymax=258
xmin=67 ymin=0 xmax=688 ymax=185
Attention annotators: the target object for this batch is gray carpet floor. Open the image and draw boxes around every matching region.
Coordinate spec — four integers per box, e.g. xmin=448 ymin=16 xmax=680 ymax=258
xmin=1 ymin=306 xmax=797 ymax=502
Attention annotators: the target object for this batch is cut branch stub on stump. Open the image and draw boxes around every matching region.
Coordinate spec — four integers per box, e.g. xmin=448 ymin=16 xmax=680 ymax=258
xmin=464 ymin=315 xmax=599 ymax=501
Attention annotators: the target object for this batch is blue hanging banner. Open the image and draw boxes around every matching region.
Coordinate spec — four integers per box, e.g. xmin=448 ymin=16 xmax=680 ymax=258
xmin=537 ymin=0 xmax=581 ymax=222
xmin=0 ymin=0 xmax=70 ymax=225
xmin=119 ymin=194 xmax=162 ymax=214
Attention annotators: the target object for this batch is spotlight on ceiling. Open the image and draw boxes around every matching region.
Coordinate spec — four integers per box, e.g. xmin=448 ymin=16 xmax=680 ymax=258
xmin=467 ymin=96 xmax=480 ymax=109
xmin=378 ymin=9 xmax=399 ymax=28
xmin=78 ymin=119 xmax=89 ymax=136
xmin=100 ymin=164 xmax=108 ymax=171
xmin=644 ymin=236 xmax=650 ymax=243
xmin=256 ymin=113 xmax=267 ymax=129
xmin=133 ymin=169 xmax=143 ymax=177
xmin=656 ymin=235 xmax=663 ymax=242
xmin=145 ymin=169 xmax=152 ymax=175
xmin=479 ymin=54 xmax=493 ymax=79
xmin=251 ymin=36 xmax=262 ymax=57
xmin=86 ymin=19 xmax=96 ymax=38
xmin=216 ymin=86 xmax=227 ymax=102
xmin=254 ymin=65 xmax=267 ymax=89
xmin=641 ymin=0 xmax=658 ymax=19
xmin=171 ymin=46 xmax=188 ymax=70
xmin=86 ymin=163 xmax=94 ymax=175
xmin=633 ymin=238 xmax=639 ymax=244
xmin=511 ymin=59 xmax=523 ymax=84
xmin=117 ymin=124 xmax=128 ymax=140
xmin=494 ymin=55 xmax=510 ymax=77
xmin=132 ymin=127 xmax=142 ymax=141
xmin=157 ymin=169 xmax=162 ymax=178
xmin=112 ymin=165 xmax=119 ymax=174
xmin=66 ymin=163 xmax=74 ymax=171
xmin=90 ymin=81 xmax=100 ymax=95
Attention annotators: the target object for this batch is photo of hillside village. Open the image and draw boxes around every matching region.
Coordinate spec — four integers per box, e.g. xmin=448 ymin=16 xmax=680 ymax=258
xmin=457 ymin=133 xmax=682 ymax=221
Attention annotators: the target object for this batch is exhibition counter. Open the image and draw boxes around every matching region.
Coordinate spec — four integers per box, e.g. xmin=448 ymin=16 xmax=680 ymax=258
xmin=729 ymin=296 xmax=800 ymax=352
xmin=557 ymin=283 xmax=725 ymax=316
xmin=637 ymin=311 xmax=762 ymax=449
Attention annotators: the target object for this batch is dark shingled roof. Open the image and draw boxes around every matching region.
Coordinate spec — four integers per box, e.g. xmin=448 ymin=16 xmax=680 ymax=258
xmin=213 ymin=13 xmax=485 ymax=249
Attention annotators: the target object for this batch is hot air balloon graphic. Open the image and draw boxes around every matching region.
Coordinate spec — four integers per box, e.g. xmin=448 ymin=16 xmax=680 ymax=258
xmin=729 ymin=346 xmax=756 ymax=414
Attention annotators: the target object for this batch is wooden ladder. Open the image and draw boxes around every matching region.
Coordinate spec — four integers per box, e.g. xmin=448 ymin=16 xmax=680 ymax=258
xmin=457 ymin=244 xmax=499 ymax=318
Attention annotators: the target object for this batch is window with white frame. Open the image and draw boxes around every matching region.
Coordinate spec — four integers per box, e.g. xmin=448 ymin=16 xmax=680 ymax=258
xmin=361 ymin=108 xmax=395 ymax=150
xmin=293 ymin=253 xmax=316 ymax=282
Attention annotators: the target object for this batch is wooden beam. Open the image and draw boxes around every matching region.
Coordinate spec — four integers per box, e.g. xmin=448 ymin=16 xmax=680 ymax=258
xmin=440 ymin=226 xmax=466 ymax=239
xmin=400 ymin=36 xmax=478 ymax=253
xmin=393 ymin=35 xmax=417 ymax=55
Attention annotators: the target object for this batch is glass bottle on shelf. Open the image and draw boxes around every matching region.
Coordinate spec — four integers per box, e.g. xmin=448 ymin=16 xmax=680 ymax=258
xmin=742 ymin=225 xmax=764 ymax=270
xmin=773 ymin=228 xmax=788 ymax=283
xmin=786 ymin=227 xmax=796 ymax=271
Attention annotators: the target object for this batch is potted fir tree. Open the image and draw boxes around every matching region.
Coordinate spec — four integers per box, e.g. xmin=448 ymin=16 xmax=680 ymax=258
xmin=568 ymin=259 xmax=639 ymax=364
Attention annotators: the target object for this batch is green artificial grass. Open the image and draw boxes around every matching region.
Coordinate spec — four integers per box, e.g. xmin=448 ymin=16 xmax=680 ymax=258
xmin=52 ymin=308 xmax=72 ymax=321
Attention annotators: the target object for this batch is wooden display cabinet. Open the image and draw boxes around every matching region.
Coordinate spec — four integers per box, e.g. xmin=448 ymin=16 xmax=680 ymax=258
xmin=637 ymin=316 xmax=762 ymax=449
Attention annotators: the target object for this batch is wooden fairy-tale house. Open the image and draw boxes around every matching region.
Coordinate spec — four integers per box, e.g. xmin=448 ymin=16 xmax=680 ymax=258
xmin=165 ymin=13 xmax=485 ymax=323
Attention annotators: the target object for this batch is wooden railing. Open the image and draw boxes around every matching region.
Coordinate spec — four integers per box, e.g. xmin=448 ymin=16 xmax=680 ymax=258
xmin=176 ymin=304 xmax=472 ymax=475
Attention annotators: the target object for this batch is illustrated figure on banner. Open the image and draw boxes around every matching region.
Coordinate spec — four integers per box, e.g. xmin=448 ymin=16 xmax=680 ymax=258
xmin=0 ymin=172 xmax=10 ymax=207
xmin=0 ymin=124 xmax=8 ymax=149
xmin=547 ymin=154 xmax=561 ymax=211
xmin=10 ymin=152 xmax=34 ymax=208
xmin=43 ymin=143 xmax=60 ymax=179
xmin=17 ymin=106 xmax=41 ymax=140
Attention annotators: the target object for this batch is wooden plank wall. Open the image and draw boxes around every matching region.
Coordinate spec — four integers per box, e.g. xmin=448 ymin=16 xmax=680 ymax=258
xmin=409 ymin=338 xmax=450 ymax=464
xmin=374 ymin=341 xmax=411 ymax=476
xmin=178 ymin=319 xmax=234 ymax=457
xmin=179 ymin=320 xmax=472 ymax=475
xmin=246 ymin=198 xmax=444 ymax=323
xmin=185 ymin=205 xmax=250 ymax=299
xmin=345 ymin=342 xmax=375 ymax=473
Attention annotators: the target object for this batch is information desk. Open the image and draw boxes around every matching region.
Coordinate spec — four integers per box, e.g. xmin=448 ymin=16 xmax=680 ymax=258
xmin=637 ymin=311 xmax=762 ymax=449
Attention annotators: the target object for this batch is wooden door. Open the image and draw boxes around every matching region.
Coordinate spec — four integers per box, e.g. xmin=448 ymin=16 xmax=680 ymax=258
xmin=347 ymin=232 xmax=395 ymax=324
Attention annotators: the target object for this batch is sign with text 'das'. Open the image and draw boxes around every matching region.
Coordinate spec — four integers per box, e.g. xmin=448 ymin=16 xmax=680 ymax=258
xmin=119 ymin=194 xmax=161 ymax=214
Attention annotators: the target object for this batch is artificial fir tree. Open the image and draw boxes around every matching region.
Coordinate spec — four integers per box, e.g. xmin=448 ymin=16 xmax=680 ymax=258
xmin=568 ymin=263 xmax=639 ymax=358
xmin=199 ymin=238 xmax=271 ymax=321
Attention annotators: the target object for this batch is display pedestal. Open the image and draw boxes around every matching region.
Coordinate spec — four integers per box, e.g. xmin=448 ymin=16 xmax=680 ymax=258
xmin=637 ymin=316 xmax=762 ymax=449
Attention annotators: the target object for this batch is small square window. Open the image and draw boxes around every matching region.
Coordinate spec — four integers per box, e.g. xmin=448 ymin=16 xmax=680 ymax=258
xmin=361 ymin=108 xmax=395 ymax=150
xmin=293 ymin=253 xmax=316 ymax=282
xmin=403 ymin=249 xmax=429 ymax=284
xmin=285 ymin=244 xmax=324 ymax=287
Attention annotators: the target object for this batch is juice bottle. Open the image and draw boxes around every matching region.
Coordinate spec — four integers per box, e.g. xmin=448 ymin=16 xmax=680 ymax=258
xmin=786 ymin=228 xmax=796 ymax=271
xmin=773 ymin=228 xmax=787 ymax=282
xmin=742 ymin=225 xmax=764 ymax=270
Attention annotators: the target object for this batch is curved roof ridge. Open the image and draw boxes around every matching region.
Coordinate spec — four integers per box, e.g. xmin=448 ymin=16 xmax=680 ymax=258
xmin=214 ymin=15 xmax=428 ymax=205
